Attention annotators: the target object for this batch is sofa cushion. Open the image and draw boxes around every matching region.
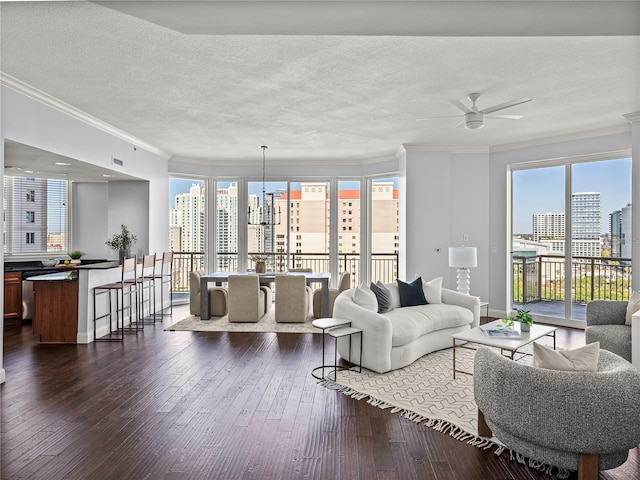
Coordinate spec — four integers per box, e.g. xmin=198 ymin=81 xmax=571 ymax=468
xmin=388 ymin=304 xmax=473 ymax=347
xmin=382 ymin=282 xmax=402 ymax=309
xmin=398 ymin=277 xmax=428 ymax=307
xmin=422 ymin=277 xmax=442 ymax=304
xmin=352 ymin=283 xmax=378 ymax=312
xmin=370 ymin=281 xmax=394 ymax=313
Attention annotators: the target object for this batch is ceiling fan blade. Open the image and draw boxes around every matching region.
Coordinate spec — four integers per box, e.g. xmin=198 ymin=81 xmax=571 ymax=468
xmin=455 ymin=120 xmax=466 ymax=128
xmin=450 ymin=99 xmax=473 ymax=114
xmin=481 ymin=97 xmax=532 ymax=115
xmin=485 ymin=114 xmax=524 ymax=120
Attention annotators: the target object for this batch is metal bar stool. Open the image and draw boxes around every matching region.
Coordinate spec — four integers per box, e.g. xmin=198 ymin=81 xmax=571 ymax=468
xmin=93 ymin=256 xmax=139 ymax=341
xmin=153 ymin=251 xmax=173 ymax=319
xmin=138 ymin=253 xmax=157 ymax=324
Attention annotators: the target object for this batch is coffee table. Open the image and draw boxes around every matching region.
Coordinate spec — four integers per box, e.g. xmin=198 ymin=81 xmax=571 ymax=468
xmin=451 ymin=320 xmax=557 ymax=379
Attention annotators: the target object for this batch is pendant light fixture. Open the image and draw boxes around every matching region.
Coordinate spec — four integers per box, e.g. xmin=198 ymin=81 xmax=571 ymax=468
xmin=248 ymin=145 xmax=282 ymax=226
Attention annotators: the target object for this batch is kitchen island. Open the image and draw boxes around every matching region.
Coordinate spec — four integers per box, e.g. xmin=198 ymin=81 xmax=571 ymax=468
xmin=25 ymin=261 xmax=125 ymax=344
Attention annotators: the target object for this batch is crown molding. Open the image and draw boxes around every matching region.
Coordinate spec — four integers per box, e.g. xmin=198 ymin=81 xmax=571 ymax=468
xmin=490 ymin=124 xmax=632 ymax=153
xmin=403 ymin=144 xmax=490 ymax=154
xmin=623 ymin=111 xmax=640 ymax=123
xmin=0 ymin=72 xmax=171 ymax=160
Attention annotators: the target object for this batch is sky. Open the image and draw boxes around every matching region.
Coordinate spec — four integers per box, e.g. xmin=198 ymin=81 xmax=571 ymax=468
xmin=512 ymin=157 xmax=632 ymax=234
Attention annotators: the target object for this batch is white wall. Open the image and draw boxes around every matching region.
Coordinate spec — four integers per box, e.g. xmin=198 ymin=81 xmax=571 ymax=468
xmin=401 ymin=147 xmax=490 ymax=300
xmin=72 ymin=182 xmax=109 ymax=258
xmin=107 ymin=181 xmax=150 ymax=259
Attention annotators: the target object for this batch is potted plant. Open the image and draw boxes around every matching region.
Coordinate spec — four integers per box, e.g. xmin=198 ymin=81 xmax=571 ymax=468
xmin=69 ymin=250 xmax=84 ymax=265
xmin=503 ymin=308 xmax=534 ymax=332
xmin=250 ymin=254 xmax=268 ymax=274
xmin=105 ymin=224 xmax=137 ymax=262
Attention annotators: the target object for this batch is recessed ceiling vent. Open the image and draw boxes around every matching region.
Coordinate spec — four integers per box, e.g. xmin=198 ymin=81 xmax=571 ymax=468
xmin=111 ymin=156 xmax=124 ymax=167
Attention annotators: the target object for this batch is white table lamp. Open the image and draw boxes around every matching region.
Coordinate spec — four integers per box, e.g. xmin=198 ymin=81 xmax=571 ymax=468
xmin=449 ymin=246 xmax=477 ymax=295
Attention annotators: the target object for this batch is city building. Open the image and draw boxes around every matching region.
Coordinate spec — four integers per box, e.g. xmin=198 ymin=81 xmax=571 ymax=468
xmin=532 ymin=213 xmax=565 ymax=242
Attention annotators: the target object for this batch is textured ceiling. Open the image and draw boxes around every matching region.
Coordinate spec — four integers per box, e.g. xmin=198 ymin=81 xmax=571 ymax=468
xmin=1 ymin=1 xmax=639 ymax=166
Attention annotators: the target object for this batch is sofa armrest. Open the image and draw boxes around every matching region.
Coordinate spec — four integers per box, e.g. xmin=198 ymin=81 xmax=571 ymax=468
xmin=586 ymin=300 xmax=627 ymax=326
xmin=632 ymin=312 xmax=640 ymax=370
xmin=441 ymin=288 xmax=480 ymax=328
xmin=333 ymin=289 xmax=393 ymax=373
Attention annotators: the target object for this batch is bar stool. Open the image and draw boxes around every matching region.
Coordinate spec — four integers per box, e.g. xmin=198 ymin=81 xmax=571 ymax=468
xmin=93 ymin=256 xmax=139 ymax=342
xmin=153 ymin=251 xmax=173 ymax=319
xmin=138 ymin=253 xmax=157 ymax=324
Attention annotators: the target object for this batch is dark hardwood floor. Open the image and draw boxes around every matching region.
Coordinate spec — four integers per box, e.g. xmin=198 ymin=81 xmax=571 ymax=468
xmin=2 ymin=306 xmax=638 ymax=480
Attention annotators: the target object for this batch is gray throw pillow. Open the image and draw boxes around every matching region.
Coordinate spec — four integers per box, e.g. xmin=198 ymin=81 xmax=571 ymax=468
xmin=370 ymin=281 xmax=394 ymax=313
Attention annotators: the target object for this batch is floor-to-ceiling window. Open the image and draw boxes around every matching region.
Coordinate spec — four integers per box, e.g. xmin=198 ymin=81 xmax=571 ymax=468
xmin=247 ymin=180 xmax=287 ymax=271
xmin=370 ymin=177 xmax=399 ymax=283
xmin=338 ymin=179 xmax=361 ymax=286
xmin=169 ymin=173 xmax=401 ymax=292
xmin=215 ymin=180 xmax=238 ymax=272
xmin=168 ymin=177 xmax=205 ymax=292
xmin=511 ymin=157 xmax=631 ymax=325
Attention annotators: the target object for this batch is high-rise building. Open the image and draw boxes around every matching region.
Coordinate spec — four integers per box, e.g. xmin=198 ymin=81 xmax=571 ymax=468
xmin=532 ymin=213 xmax=565 ymax=242
xmin=531 ymin=192 xmax=602 ymax=257
xmin=170 ymin=181 xmax=399 ymax=268
xmin=571 ymin=192 xmax=601 ymax=240
xmin=610 ymin=209 xmax=622 ymax=257
xmin=171 ymin=183 xmax=205 ymax=254
xmin=3 ymin=176 xmax=50 ymax=253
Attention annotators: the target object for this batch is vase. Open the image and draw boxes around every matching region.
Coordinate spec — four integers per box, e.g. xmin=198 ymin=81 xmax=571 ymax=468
xmin=520 ymin=322 xmax=530 ymax=332
xmin=118 ymin=249 xmax=129 ymax=263
xmin=255 ymin=261 xmax=266 ymax=273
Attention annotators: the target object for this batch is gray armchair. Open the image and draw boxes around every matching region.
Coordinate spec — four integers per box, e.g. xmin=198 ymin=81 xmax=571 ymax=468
xmin=474 ymin=346 xmax=640 ymax=480
xmin=585 ymin=300 xmax=631 ymax=362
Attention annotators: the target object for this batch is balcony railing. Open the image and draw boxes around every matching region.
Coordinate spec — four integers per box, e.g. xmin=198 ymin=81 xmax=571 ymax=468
xmin=513 ymin=254 xmax=632 ymax=305
xmin=170 ymin=251 xmax=399 ymax=292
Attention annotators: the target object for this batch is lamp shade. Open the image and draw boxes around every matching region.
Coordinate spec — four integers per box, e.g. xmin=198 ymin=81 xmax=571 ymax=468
xmin=448 ymin=247 xmax=477 ymax=268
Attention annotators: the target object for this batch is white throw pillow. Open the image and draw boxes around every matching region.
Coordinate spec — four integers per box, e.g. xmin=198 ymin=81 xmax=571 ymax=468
xmin=626 ymin=291 xmax=640 ymax=326
xmin=533 ymin=342 xmax=600 ymax=372
xmin=422 ymin=277 xmax=442 ymax=304
xmin=352 ymin=283 xmax=378 ymax=312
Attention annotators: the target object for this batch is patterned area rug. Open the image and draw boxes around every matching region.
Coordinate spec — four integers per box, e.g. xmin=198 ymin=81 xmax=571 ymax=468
xmin=321 ymin=346 xmax=495 ymax=446
xmin=165 ymin=310 xmax=319 ymax=334
xmin=320 ymin=345 xmax=566 ymax=477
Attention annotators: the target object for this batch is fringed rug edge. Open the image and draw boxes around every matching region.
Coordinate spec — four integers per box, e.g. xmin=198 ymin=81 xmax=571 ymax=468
xmin=318 ymin=376 xmax=571 ymax=479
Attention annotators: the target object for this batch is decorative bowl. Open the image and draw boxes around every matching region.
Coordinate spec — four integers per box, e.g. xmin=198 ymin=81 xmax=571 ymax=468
xmin=41 ymin=259 xmax=58 ymax=267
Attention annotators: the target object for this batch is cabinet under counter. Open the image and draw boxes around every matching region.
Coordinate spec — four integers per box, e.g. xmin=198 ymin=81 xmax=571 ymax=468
xmin=27 ymin=271 xmax=79 ymax=344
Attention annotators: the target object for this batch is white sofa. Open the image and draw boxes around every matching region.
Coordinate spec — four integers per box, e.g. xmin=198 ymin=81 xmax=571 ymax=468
xmin=333 ymin=281 xmax=480 ymax=373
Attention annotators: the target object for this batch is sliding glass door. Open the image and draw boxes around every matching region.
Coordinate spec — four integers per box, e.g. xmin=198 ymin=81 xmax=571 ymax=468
xmin=511 ymin=157 xmax=632 ymax=326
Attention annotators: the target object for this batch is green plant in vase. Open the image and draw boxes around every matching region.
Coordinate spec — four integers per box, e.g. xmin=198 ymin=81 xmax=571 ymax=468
xmin=105 ymin=224 xmax=137 ymax=262
xmin=69 ymin=250 xmax=84 ymax=264
xmin=501 ymin=308 xmax=534 ymax=331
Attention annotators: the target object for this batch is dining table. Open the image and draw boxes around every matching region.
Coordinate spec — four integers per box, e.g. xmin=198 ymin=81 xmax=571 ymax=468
xmin=200 ymin=271 xmax=331 ymax=320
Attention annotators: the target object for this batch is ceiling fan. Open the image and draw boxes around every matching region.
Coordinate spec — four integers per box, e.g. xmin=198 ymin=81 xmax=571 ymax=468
xmin=418 ymin=93 xmax=532 ymax=130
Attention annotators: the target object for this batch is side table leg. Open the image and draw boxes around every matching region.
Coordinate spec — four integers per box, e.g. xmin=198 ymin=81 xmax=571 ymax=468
xmin=452 ymin=339 xmax=457 ymax=379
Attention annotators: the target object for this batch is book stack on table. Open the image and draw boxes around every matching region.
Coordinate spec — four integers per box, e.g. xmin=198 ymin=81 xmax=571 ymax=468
xmin=479 ymin=324 xmax=522 ymax=339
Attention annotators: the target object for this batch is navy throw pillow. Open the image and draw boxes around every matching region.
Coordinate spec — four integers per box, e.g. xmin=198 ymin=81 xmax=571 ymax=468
xmin=397 ymin=277 xmax=428 ymax=307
